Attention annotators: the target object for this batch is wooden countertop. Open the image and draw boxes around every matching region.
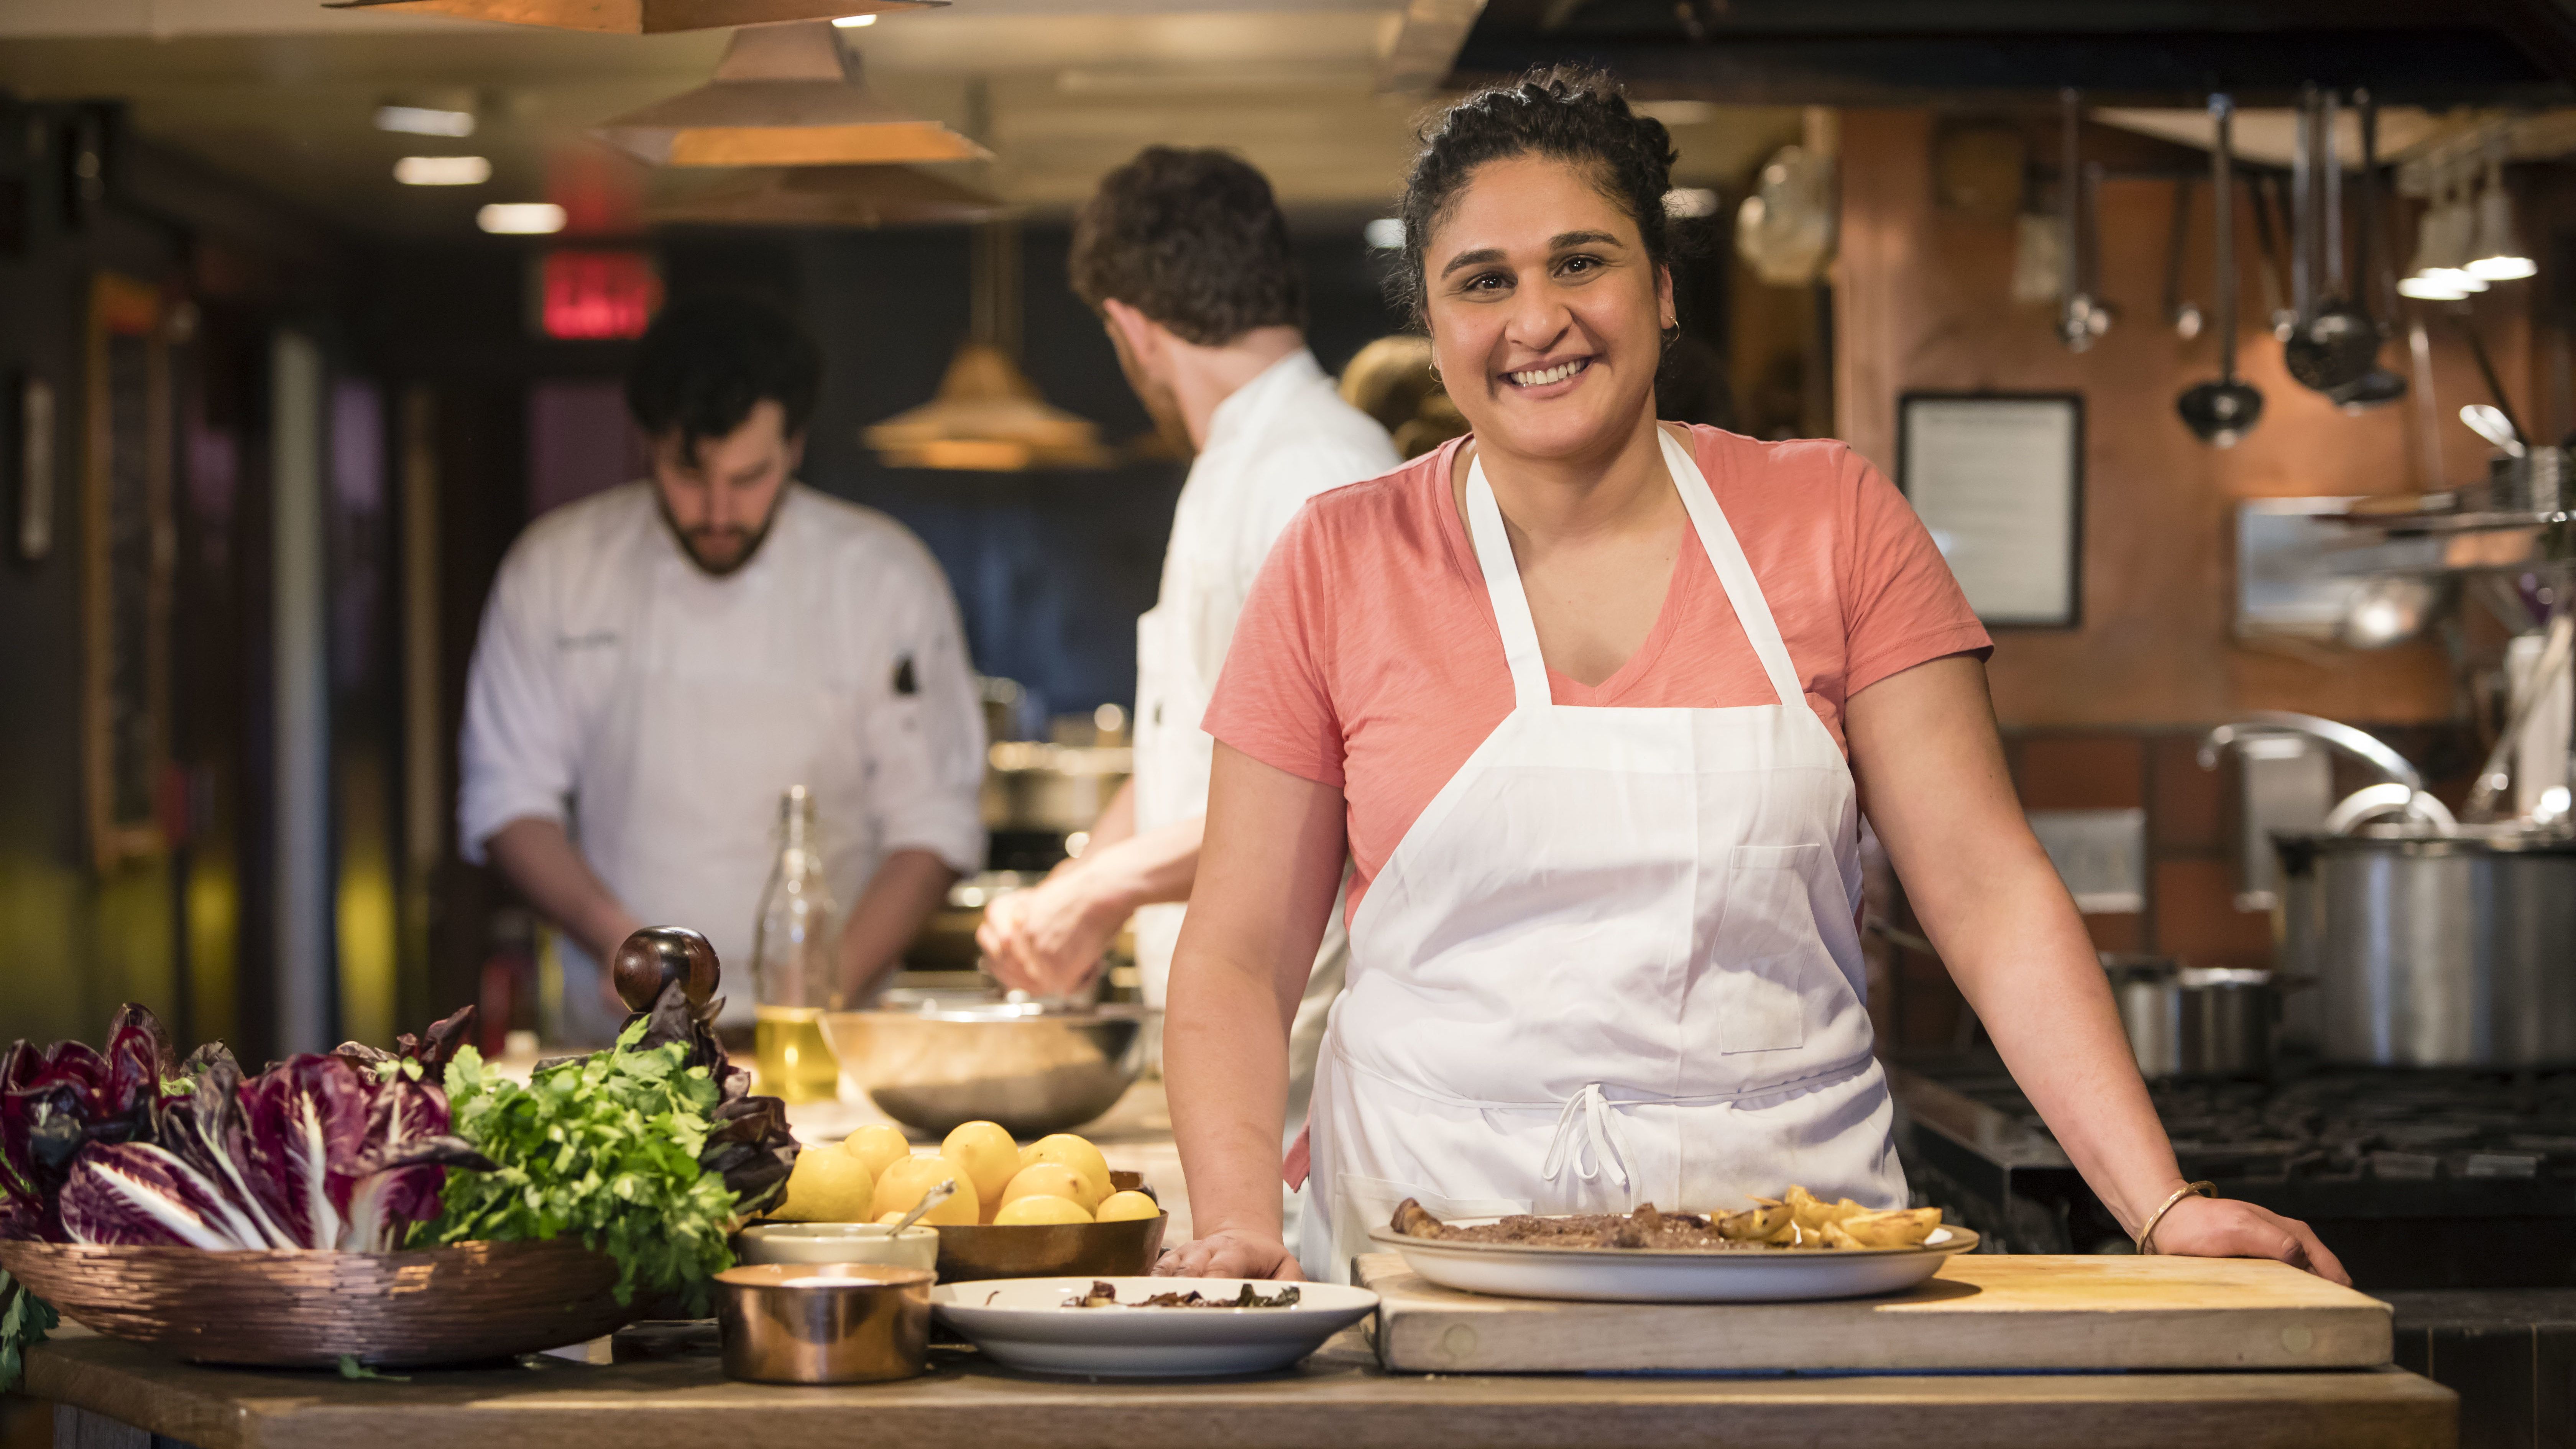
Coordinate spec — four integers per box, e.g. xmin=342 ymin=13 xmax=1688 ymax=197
xmin=29 ymin=1321 xmax=2454 ymax=1449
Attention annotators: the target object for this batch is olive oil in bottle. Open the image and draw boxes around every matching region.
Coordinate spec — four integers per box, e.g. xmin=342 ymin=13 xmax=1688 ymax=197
xmin=752 ymin=786 xmax=843 ymax=1102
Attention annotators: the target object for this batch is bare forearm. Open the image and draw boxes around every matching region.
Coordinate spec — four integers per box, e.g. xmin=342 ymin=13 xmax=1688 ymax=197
xmin=836 ymin=849 xmax=959 ymax=1001
xmin=1922 ymin=855 xmax=2183 ymax=1234
xmin=483 ymin=817 xmax=637 ymax=962
xmin=1165 ymin=947 xmax=1295 ymax=1241
xmin=1086 ymin=778 xmax=1139 ymax=851
xmin=1065 ymin=815 xmax=1201 ymax=917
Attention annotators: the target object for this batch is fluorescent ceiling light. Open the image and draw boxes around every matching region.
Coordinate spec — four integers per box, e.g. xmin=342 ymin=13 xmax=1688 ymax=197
xmin=395 ymin=155 xmax=491 ymax=186
xmin=478 ymin=202 xmax=566 ymax=234
xmin=832 ymin=12 xmax=876 ymax=24
xmin=1663 ymin=187 xmax=1719 ymax=219
xmin=376 ymin=105 xmax=475 ymax=138
xmin=1363 ymin=217 xmax=1403 ymax=250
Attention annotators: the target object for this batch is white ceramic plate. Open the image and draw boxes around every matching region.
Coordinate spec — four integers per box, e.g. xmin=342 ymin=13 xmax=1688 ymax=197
xmin=931 ymin=1276 xmax=1379 ymax=1378
xmin=1368 ymin=1221 xmax=1980 ymax=1303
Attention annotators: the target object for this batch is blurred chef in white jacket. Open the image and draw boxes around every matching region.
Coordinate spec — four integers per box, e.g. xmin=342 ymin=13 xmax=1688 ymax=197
xmin=460 ymin=295 xmax=985 ymax=1043
xmin=978 ymin=147 xmax=1399 ymax=1153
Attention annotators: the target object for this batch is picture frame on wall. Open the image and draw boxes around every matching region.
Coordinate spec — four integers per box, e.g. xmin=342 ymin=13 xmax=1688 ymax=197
xmin=83 ymin=271 xmax=173 ymax=872
xmin=1895 ymin=392 xmax=2084 ymax=629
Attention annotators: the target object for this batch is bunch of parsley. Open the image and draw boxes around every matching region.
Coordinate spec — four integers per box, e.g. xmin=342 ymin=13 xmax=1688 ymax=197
xmin=414 ymin=1021 xmax=740 ymax=1311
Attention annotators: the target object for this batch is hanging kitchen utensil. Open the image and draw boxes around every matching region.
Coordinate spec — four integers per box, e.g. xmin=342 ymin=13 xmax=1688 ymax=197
xmin=2284 ymin=90 xmax=2380 ymax=394
xmin=2054 ymin=90 xmax=2109 ymax=351
xmin=2177 ymin=96 xmax=2264 ymax=447
xmin=325 ymin=0 xmax=935 ymax=32
xmin=2249 ymin=173 xmax=2298 ymax=341
xmin=2453 ymin=315 xmax=2530 ymax=444
xmin=592 ymin=22 xmax=991 ymax=168
xmin=2328 ymin=92 xmax=2407 ymax=412
xmin=2162 ymin=178 xmax=2202 ymax=340
xmin=2461 ymin=403 xmax=2526 ymax=457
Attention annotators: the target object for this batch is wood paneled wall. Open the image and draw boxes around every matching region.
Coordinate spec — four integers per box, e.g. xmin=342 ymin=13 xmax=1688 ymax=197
xmin=1833 ymin=109 xmax=2546 ymax=729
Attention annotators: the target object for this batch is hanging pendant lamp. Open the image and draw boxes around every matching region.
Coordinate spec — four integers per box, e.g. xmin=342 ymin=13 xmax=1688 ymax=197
xmin=592 ymin=21 xmax=989 ymax=168
xmin=865 ymin=224 xmax=1111 ymax=472
xmin=647 ymin=164 xmax=1005 ymax=227
xmin=324 ymin=0 xmax=933 ymax=35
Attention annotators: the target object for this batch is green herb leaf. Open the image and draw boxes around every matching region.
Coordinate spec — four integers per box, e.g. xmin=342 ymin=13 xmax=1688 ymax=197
xmin=1 ymin=1269 xmax=59 ymax=1394
xmin=336 ymin=1354 xmax=411 ymax=1382
xmin=416 ymin=1039 xmax=737 ymax=1310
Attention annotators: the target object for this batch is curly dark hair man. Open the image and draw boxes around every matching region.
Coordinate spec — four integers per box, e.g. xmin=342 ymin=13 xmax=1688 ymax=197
xmin=1068 ymin=146 xmax=1307 ymax=346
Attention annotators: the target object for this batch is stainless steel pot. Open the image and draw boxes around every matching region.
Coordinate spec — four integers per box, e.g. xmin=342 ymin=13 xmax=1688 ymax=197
xmin=2275 ymin=830 xmax=2576 ymax=1067
xmin=2102 ymin=955 xmax=2279 ymax=1079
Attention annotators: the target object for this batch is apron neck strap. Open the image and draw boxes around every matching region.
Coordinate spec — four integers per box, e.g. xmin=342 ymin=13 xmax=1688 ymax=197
xmin=1463 ymin=426 xmax=1808 ymax=712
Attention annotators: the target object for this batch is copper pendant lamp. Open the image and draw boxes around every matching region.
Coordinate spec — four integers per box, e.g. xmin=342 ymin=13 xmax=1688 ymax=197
xmin=865 ymin=225 xmax=1112 ymax=472
xmin=322 ymin=0 xmax=935 ymax=35
xmin=591 ymin=21 xmax=990 ymax=168
xmin=646 ymin=164 xmax=1006 ymax=228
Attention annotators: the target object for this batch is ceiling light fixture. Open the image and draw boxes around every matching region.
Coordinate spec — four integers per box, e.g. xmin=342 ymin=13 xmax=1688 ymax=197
xmin=1363 ymin=217 xmax=1403 ymax=250
xmin=394 ymin=156 xmax=492 ymax=186
xmin=866 ymin=223 xmax=1110 ymax=472
xmin=2465 ymin=142 xmax=2535 ymax=282
xmin=375 ymin=105 xmax=475 ymax=137
xmin=478 ymin=202 xmax=567 ymax=234
xmin=646 ymin=164 xmax=1004 ymax=227
xmin=325 ymin=0 xmax=935 ymax=36
xmin=592 ymin=21 xmax=989 ymax=168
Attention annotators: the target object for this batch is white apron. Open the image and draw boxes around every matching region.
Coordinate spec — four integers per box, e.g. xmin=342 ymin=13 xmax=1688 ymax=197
xmin=1298 ymin=427 xmax=1905 ymax=1283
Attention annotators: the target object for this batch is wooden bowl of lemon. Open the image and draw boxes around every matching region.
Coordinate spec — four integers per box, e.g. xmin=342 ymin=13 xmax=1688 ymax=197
xmin=764 ymin=1121 xmax=1167 ymax=1284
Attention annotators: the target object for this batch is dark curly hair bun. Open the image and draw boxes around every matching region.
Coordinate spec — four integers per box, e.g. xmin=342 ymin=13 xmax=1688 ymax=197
xmin=1395 ymin=65 xmax=1677 ymax=324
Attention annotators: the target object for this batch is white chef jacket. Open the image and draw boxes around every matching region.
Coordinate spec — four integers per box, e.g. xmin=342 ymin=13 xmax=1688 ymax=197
xmin=1129 ymin=349 xmax=1398 ymax=996
xmin=459 ymin=481 xmax=985 ymax=1040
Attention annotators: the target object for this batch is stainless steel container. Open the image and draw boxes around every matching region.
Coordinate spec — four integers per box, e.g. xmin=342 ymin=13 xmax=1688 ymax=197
xmin=2102 ymin=955 xmax=2277 ymax=1079
xmin=714 ymin=1262 xmax=934 ymax=1385
xmin=2275 ymin=830 xmax=2576 ymax=1067
xmin=821 ymin=993 xmax=1151 ymax=1137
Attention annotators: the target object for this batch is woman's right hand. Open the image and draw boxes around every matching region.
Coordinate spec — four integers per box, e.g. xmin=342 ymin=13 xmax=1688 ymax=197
xmin=1157 ymin=1228 xmax=1305 ymax=1281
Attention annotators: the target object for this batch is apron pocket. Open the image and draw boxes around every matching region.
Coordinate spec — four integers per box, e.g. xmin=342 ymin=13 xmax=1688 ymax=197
xmin=1714 ymin=843 xmax=1824 ymax=1054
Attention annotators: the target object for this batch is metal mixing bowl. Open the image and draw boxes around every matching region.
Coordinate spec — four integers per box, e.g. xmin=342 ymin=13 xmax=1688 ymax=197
xmin=821 ymin=993 xmax=1152 ymax=1137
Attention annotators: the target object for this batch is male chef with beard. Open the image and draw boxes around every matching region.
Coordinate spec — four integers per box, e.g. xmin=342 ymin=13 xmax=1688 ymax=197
xmin=976 ymin=148 xmax=1399 ymax=1235
xmin=460 ymin=294 xmax=985 ymax=1043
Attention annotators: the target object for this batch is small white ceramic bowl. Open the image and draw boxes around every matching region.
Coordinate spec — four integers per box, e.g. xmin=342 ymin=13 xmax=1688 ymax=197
xmin=733 ymin=1223 xmax=941 ymax=1272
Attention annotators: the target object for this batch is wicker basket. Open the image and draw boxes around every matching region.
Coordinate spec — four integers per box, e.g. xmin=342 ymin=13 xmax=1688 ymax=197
xmin=0 ymin=1237 xmax=639 ymax=1369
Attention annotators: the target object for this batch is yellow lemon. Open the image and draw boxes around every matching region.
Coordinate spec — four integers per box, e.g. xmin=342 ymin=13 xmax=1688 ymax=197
xmin=1094 ymin=1190 xmax=1160 ymax=1223
xmin=770 ymin=1145 xmax=875 ymax=1223
xmin=1017 ymin=1142 xmax=1040 ymax=1170
xmin=873 ymin=1153 xmax=978 ymax=1226
xmin=1001 ymin=1161 xmax=1101 ymax=1215
xmin=840 ymin=1124 xmax=912 ymax=1183
xmin=941 ymin=1120 xmax=1022 ymax=1209
xmin=1023 ymin=1134 xmax=1113 ymax=1203
xmin=993 ymin=1194 xmax=1092 ymax=1226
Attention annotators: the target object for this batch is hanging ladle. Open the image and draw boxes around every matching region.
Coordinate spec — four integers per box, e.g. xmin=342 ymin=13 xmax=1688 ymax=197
xmin=2285 ymin=89 xmax=2381 ymax=394
xmin=2328 ymin=90 xmax=2407 ymax=412
xmin=2178 ymin=95 xmax=2265 ymax=446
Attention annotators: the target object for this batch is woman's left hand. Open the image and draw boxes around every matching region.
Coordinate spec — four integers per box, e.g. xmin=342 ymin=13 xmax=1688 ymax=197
xmin=2146 ymin=1194 xmax=2351 ymax=1285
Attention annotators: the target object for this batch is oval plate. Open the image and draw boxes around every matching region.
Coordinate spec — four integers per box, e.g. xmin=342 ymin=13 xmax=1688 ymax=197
xmin=932 ymin=1276 xmax=1379 ymax=1378
xmin=1367 ymin=1221 xmax=1980 ymax=1303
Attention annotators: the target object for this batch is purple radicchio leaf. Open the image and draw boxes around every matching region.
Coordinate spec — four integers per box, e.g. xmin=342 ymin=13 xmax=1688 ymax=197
xmin=335 ymin=1075 xmax=482 ymax=1252
xmin=59 ymin=1142 xmax=264 ymax=1250
xmin=151 ymin=1053 xmax=294 ymax=1249
xmin=240 ymin=1055 xmax=370 ymax=1250
xmin=101 ymin=1004 xmax=174 ymax=1119
xmin=700 ymin=1068 xmax=797 ymax=1216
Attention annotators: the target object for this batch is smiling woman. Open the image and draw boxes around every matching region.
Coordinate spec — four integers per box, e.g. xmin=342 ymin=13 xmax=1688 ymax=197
xmin=1156 ymin=66 xmax=2349 ymax=1291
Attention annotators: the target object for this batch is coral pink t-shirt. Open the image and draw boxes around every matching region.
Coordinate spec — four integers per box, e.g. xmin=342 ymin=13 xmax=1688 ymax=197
xmin=1200 ymin=425 xmax=1993 ymax=922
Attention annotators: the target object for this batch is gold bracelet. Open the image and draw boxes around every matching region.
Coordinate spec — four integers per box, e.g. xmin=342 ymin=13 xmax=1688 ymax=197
xmin=2136 ymin=1180 xmax=2216 ymax=1255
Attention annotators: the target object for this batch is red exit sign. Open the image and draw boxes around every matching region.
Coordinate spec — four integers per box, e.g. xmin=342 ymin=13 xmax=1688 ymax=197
xmin=538 ymin=250 xmax=660 ymax=340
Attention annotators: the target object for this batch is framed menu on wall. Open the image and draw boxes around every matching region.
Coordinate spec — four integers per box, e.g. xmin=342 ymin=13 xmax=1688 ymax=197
xmin=1895 ymin=392 xmax=2084 ymax=628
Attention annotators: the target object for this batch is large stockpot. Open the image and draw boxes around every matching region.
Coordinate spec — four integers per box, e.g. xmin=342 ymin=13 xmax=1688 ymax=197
xmin=2275 ymin=830 xmax=2576 ymax=1067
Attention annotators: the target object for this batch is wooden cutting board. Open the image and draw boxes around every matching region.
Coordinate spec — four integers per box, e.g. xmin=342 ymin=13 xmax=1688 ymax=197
xmin=1356 ymin=1252 xmax=2391 ymax=1374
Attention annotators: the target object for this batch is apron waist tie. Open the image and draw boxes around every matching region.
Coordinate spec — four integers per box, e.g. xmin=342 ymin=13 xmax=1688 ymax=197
xmin=1538 ymin=1083 xmax=1632 ymax=1192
